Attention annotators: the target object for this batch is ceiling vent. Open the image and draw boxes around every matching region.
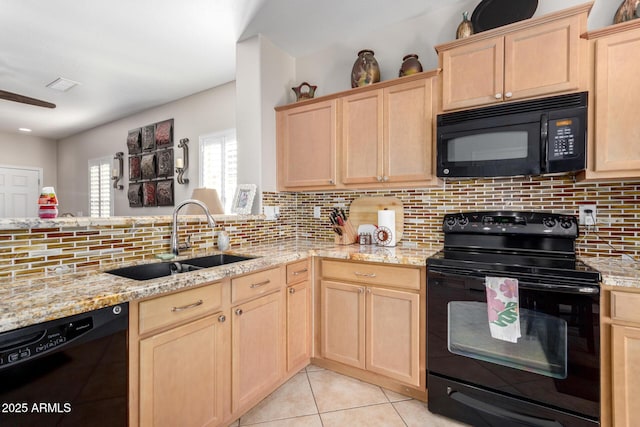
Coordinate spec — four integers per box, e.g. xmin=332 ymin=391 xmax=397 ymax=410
xmin=46 ymin=77 xmax=80 ymax=92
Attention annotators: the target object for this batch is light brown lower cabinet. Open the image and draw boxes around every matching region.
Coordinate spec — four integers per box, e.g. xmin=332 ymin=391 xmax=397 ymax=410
xmin=231 ymin=290 xmax=284 ymax=413
xmin=139 ymin=312 xmax=230 ymax=427
xmin=287 ymin=281 xmax=311 ymax=371
xmin=611 ymin=324 xmax=640 ymax=427
xmin=320 ymin=278 xmax=421 ymax=387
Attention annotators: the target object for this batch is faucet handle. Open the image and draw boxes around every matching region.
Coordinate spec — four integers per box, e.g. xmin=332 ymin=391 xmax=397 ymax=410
xmin=178 ymin=235 xmax=192 ymax=250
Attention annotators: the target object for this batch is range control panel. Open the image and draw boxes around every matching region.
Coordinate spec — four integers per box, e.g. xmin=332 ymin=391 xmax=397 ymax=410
xmin=443 ymin=211 xmax=578 ymax=237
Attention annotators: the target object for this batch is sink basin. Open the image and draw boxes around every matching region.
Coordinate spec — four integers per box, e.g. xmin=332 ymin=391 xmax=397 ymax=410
xmin=106 ymin=254 xmax=255 ymax=281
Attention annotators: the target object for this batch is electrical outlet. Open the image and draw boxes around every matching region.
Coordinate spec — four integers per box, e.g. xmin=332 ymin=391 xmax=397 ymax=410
xmin=313 ymin=206 xmax=321 ymax=219
xmin=579 ymin=204 xmax=597 ymax=225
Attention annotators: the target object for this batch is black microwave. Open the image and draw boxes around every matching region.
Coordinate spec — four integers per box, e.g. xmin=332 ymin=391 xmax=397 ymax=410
xmin=436 ymin=92 xmax=587 ymax=179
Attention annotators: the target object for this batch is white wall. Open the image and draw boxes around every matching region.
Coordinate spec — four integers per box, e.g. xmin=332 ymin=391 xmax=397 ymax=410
xmin=293 ymin=0 xmax=619 ymax=96
xmin=0 ymin=131 xmax=57 ymax=188
xmin=57 ymin=82 xmax=236 ymax=216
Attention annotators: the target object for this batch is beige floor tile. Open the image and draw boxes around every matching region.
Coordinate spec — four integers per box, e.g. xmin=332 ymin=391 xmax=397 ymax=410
xmin=382 ymin=387 xmax=413 ymax=402
xmin=320 ymin=403 xmax=406 ymax=427
xmin=228 ymin=420 xmax=240 ymax=427
xmin=307 ymin=369 xmax=388 ymax=413
xmin=241 ymin=414 xmax=322 ymax=427
xmin=393 ymin=399 xmax=471 ymax=427
xmin=239 ymin=373 xmax=317 ymax=425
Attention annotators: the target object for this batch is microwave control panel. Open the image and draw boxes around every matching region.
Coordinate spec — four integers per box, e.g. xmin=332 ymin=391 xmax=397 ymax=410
xmin=549 ymin=117 xmax=578 ymax=159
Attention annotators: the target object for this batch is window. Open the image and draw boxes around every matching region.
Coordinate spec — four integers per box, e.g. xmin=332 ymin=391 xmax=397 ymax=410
xmin=199 ymin=130 xmax=237 ymax=212
xmin=88 ymin=156 xmax=113 ymax=217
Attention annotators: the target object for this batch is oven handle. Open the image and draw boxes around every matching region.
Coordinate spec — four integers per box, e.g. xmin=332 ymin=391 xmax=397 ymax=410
xmin=447 ymin=387 xmax=563 ymax=427
xmin=429 ymin=267 xmax=599 ymax=295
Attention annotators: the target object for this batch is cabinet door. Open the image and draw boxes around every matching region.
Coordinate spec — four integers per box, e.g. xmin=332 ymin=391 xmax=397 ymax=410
xmin=384 ymin=77 xmax=434 ymax=184
xmin=277 ymin=99 xmax=338 ymax=189
xmin=592 ymin=28 xmax=640 ymax=175
xmin=505 ymin=15 xmax=581 ymax=102
xmin=321 ymin=280 xmax=365 ymax=368
xmin=287 ymin=281 xmax=311 ymax=372
xmin=366 ymin=287 xmax=420 ymax=386
xmin=139 ymin=313 xmax=229 ymax=427
xmin=232 ymin=291 xmax=284 ymax=412
xmin=441 ymin=36 xmax=504 ymax=111
xmin=342 ymin=90 xmax=384 ymax=184
xmin=612 ymin=324 xmax=640 ymax=427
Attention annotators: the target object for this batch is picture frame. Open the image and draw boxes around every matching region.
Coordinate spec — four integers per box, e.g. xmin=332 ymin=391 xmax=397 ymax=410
xmin=231 ymin=184 xmax=257 ymax=215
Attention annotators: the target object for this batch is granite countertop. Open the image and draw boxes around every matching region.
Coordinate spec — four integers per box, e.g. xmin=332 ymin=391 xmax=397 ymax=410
xmin=582 ymin=256 xmax=640 ymax=289
xmin=0 ymin=239 xmax=438 ymax=333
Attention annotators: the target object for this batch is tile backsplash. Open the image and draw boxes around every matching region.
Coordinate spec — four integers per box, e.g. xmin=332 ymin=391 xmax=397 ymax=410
xmin=265 ymin=175 xmax=640 ymax=259
xmin=2 ymin=175 xmax=638 ymax=279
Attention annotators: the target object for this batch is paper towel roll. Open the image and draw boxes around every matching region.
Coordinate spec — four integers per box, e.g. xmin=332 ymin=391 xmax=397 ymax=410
xmin=377 ymin=209 xmax=396 ymax=247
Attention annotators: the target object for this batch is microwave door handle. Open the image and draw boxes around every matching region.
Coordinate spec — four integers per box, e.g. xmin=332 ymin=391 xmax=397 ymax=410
xmin=540 ymin=114 xmax=549 ymax=172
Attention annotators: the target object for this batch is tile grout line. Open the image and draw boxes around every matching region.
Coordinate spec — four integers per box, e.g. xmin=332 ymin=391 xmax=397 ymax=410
xmin=305 ymin=366 xmax=325 ymax=426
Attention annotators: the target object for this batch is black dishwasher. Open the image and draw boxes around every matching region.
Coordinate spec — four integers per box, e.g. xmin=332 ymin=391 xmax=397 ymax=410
xmin=0 ymin=303 xmax=128 ymax=427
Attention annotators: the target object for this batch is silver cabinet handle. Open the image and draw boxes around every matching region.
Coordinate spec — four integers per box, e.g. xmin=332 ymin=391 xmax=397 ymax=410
xmin=354 ymin=271 xmax=376 ymax=278
xmin=218 ymin=314 xmax=226 ymax=323
xmin=495 ymin=93 xmax=502 ymax=99
xmin=250 ymin=279 xmax=270 ymax=289
xmin=377 ymin=176 xmax=383 ymax=182
xmin=329 ymin=179 xmax=335 ymax=184
xmin=358 ymin=287 xmax=365 ymax=294
xmin=171 ymin=299 xmax=203 ymax=312
xmin=505 ymin=92 xmax=513 ymax=98
xmin=289 ymin=287 xmax=296 ymax=294
xmin=383 ymin=176 xmax=389 ymax=182
xmin=292 ymin=268 xmax=308 ymax=275
xmin=235 ymin=308 xmax=243 ymax=316
xmin=367 ymin=288 xmax=372 ymax=294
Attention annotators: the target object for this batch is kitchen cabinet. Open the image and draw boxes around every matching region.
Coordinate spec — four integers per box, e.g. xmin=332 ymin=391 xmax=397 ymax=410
xmin=583 ymin=20 xmax=640 ymax=180
xmin=286 ymin=259 xmax=311 ymax=373
xmin=276 ymin=99 xmax=338 ymax=190
xmin=275 ymin=71 xmax=439 ymax=191
xmin=436 ymin=3 xmax=590 ymax=112
xmin=231 ymin=268 xmax=285 ymax=413
xmin=341 ymin=76 xmax=436 ymax=186
xmin=319 ymin=259 xmax=424 ymax=390
xmin=130 ymin=281 xmax=231 ymax=427
xmin=603 ymin=289 xmax=640 ymax=427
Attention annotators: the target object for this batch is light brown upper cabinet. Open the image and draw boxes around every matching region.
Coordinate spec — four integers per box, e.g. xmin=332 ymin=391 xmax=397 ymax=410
xmin=276 ymin=99 xmax=338 ymax=190
xmin=276 ymin=71 xmax=439 ymax=191
xmin=435 ymin=3 xmax=591 ymax=112
xmin=342 ymin=76 xmax=436 ymax=187
xmin=582 ymin=20 xmax=640 ymax=180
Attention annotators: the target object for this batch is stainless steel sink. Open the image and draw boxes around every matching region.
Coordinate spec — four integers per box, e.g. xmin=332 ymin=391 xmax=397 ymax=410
xmin=106 ymin=254 xmax=255 ymax=281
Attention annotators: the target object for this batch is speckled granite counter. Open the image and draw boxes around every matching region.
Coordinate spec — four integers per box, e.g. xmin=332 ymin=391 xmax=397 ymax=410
xmin=582 ymin=257 xmax=640 ymax=289
xmin=0 ymin=239 xmax=438 ymax=333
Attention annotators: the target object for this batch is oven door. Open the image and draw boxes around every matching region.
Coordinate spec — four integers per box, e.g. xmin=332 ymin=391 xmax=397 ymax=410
xmin=427 ymin=265 xmax=600 ymax=424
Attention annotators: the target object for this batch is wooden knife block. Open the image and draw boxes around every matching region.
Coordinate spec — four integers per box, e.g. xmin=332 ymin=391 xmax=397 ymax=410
xmin=334 ymin=219 xmax=358 ymax=245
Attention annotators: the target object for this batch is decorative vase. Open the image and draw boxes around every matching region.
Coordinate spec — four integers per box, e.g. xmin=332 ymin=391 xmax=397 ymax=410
xmin=613 ymin=0 xmax=640 ymax=24
xmin=351 ymin=49 xmax=380 ymax=88
xmin=456 ymin=11 xmax=474 ymax=39
xmin=398 ymin=54 xmax=423 ymax=77
xmin=291 ymin=82 xmax=317 ymax=102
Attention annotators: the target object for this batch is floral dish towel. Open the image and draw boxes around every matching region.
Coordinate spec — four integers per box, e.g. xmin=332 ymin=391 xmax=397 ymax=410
xmin=485 ymin=277 xmax=521 ymax=343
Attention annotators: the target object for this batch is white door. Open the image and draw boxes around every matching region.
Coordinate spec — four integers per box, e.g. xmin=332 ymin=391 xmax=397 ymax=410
xmin=0 ymin=166 xmax=41 ymax=217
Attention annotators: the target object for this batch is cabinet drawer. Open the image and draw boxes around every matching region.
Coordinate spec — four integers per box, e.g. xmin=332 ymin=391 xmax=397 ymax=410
xmin=286 ymin=259 xmax=309 ymax=284
xmin=321 ymin=259 xmax=420 ymax=290
xmin=232 ymin=267 xmax=282 ymax=304
xmin=139 ymin=282 xmax=223 ymax=335
xmin=611 ymin=291 xmax=640 ymax=324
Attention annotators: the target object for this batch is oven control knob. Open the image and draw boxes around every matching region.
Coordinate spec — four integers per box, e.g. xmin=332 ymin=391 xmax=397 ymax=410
xmin=543 ymin=217 xmax=557 ymax=228
xmin=458 ymin=217 xmax=469 ymax=226
xmin=445 ymin=217 xmax=457 ymax=227
xmin=560 ymin=219 xmax=573 ymax=229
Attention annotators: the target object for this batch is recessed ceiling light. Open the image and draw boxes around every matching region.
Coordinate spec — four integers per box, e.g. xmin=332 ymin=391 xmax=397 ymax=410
xmin=18 ymin=128 xmax=32 ymax=132
xmin=46 ymin=77 xmax=80 ymax=92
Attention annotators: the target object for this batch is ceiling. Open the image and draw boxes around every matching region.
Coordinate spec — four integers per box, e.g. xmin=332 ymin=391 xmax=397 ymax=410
xmin=0 ymin=0 xmax=448 ymax=140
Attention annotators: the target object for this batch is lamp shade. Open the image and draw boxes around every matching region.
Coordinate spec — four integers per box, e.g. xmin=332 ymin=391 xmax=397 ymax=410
xmin=185 ymin=188 xmax=224 ymax=214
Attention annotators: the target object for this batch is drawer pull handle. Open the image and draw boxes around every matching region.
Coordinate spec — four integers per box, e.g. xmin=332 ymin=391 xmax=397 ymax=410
xmin=354 ymin=271 xmax=376 ymax=278
xmin=218 ymin=314 xmax=226 ymax=323
xmin=292 ymin=268 xmax=308 ymax=275
xmin=250 ymin=280 xmax=271 ymax=289
xmin=289 ymin=287 xmax=296 ymax=294
xmin=171 ymin=299 xmax=203 ymax=312
xmin=235 ymin=309 xmax=243 ymax=316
